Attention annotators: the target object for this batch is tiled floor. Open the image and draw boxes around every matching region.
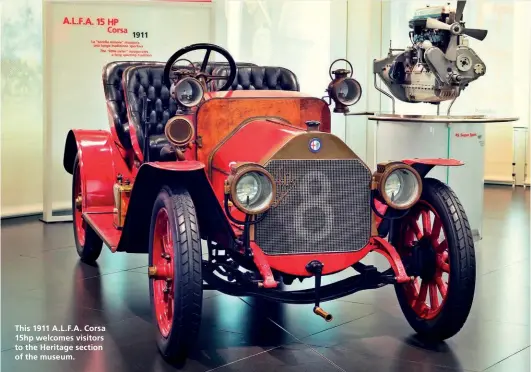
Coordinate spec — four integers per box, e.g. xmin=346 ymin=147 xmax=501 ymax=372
xmin=1 ymin=185 xmax=529 ymax=371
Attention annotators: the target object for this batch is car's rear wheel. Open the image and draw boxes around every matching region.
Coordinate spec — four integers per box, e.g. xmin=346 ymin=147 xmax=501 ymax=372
xmin=72 ymin=154 xmax=103 ymax=263
xmin=392 ymin=178 xmax=475 ymax=340
xmin=149 ymin=186 xmax=202 ymax=362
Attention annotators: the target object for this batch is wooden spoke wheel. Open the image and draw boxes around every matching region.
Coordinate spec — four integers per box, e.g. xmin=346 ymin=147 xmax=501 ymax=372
xmin=148 ymin=186 xmax=202 ymax=362
xmin=72 ymin=154 xmax=103 ymax=263
xmin=392 ymin=178 xmax=476 ymax=340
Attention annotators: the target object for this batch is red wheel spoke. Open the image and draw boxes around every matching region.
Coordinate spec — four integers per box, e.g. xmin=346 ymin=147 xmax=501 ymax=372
xmin=404 ymin=228 xmax=415 ymax=247
xmin=437 ymin=251 xmax=450 ymax=273
xmin=435 ymin=239 xmax=448 ymax=253
xmin=415 ymin=281 xmax=428 ymax=309
xmin=421 ymin=210 xmax=432 ymax=236
xmin=435 ymin=276 xmax=447 ymax=298
xmin=164 ymin=223 xmax=172 ymax=253
xmin=431 ymin=217 xmax=442 ymax=243
xmin=410 ymin=220 xmax=423 ymax=240
xmin=413 ymin=277 xmax=420 ymax=292
xmin=429 ymin=282 xmax=439 ymax=309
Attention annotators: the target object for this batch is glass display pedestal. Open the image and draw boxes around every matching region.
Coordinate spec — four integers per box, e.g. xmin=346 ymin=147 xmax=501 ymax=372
xmin=368 ymin=114 xmax=519 ymax=241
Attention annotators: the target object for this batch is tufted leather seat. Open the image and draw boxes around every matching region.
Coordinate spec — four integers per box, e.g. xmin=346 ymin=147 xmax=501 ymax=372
xmin=102 ymin=61 xmax=165 ymax=149
xmin=122 ymin=65 xmax=177 ymax=161
xmin=214 ymin=66 xmax=300 ymax=91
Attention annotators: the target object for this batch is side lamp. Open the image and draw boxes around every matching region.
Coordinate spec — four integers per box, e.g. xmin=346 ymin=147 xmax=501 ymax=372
xmin=326 ymin=59 xmax=362 ymax=114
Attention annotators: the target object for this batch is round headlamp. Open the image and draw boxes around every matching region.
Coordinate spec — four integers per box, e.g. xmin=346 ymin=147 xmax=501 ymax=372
xmin=227 ymin=163 xmax=276 ymax=215
xmin=374 ymin=163 xmax=422 ymax=210
xmin=171 ymin=77 xmax=204 ymax=107
xmin=331 ymin=77 xmax=362 ymax=106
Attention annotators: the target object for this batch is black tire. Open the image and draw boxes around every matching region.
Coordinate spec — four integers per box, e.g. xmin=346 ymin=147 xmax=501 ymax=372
xmin=148 ymin=186 xmax=203 ymax=362
xmin=72 ymin=155 xmax=103 ymax=263
xmin=392 ymin=178 xmax=476 ymax=340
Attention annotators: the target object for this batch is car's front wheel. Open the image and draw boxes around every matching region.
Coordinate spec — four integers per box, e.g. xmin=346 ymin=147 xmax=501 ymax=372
xmin=392 ymin=178 xmax=476 ymax=340
xmin=72 ymin=154 xmax=103 ymax=263
xmin=148 ymin=186 xmax=203 ymax=362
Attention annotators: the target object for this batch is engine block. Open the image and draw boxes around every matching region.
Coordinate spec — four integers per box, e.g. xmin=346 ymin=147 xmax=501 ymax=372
xmin=373 ymin=0 xmax=488 ymax=104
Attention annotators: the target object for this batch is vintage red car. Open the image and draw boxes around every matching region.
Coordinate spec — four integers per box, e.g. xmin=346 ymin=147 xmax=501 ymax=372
xmin=63 ymin=43 xmax=476 ymax=362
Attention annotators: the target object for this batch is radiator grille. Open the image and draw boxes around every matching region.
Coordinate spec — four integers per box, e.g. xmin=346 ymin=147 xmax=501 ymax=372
xmin=255 ymin=159 xmax=372 ymax=255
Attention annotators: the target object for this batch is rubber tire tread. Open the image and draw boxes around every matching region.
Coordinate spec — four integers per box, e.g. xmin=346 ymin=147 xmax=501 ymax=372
xmin=393 ymin=177 xmax=476 ymax=340
xmin=72 ymin=154 xmax=103 ymax=263
xmin=149 ymin=186 xmax=203 ymax=363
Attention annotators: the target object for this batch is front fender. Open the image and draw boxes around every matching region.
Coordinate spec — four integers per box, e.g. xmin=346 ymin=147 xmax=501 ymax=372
xmin=116 ymin=161 xmax=234 ymax=253
xmin=403 ymin=158 xmax=464 ymax=177
xmin=64 ymin=129 xmax=130 ymax=211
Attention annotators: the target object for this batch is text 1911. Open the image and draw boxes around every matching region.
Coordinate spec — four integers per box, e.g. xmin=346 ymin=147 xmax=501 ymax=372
xmin=133 ymin=32 xmax=148 ymax=38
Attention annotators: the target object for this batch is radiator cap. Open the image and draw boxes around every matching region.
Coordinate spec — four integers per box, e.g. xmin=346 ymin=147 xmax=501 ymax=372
xmin=305 ymin=120 xmax=321 ymax=131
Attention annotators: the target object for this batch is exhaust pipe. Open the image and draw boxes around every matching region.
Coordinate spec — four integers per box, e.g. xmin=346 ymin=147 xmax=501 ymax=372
xmin=313 ymin=306 xmax=333 ymax=322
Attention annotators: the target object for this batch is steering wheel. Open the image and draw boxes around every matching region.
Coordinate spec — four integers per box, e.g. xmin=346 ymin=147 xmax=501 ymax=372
xmin=163 ymin=43 xmax=237 ymax=91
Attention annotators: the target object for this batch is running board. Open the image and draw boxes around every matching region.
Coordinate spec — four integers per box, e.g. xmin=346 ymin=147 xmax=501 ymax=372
xmin=82 ymin=212 xmax=121 ymax=251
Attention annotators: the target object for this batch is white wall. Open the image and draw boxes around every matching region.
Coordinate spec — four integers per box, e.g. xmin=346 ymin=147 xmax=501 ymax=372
xmin=467 ymin=0 xmax=531 ymax=184
xmin=346 ymin=0 xmax=382 ymax=166
xmin=1 ymin=0 xmax=44 ymax=217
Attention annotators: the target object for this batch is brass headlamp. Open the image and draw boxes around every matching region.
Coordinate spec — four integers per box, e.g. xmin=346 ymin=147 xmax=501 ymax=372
xmin=224 ymin=162 xmax=276 ymax=215
xmin=372 ymin=162 xmax=422 ymax=210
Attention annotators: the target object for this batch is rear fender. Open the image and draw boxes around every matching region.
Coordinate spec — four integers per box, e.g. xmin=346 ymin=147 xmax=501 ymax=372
xmin=64 ymin=129 xmax=131 ymax=212
xmin=116 ymin=162 xmax=234 ymax=253
xmin=375 ymin=158 xmax=464 ymax=235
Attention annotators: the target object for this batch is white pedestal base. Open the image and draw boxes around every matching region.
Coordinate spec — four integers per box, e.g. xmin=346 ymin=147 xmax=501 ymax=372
xmin=374 ymin=120 xmax=486 ymax=240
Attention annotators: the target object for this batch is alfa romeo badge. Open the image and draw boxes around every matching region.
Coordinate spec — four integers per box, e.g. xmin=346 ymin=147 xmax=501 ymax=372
xmin=309 ymin=138 xmax=322 ymax=153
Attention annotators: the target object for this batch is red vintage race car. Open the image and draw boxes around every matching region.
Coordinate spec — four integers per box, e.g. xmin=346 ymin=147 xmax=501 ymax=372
xmin=63 ymin=43 xmax=476 ymax=362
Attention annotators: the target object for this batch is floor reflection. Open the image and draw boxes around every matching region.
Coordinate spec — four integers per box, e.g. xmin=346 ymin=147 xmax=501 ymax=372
xmin=1 ymin=186 xmax=529 ymax=371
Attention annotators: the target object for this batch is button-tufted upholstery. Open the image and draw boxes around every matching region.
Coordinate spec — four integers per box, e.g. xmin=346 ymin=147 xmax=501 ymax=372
xmin=122 ymin=64 xmax=176 ymax=161
xmin=102 ymin=61 xmax=165 ymax=149
xmin=214 ymin=66 xmax=300 ymax=91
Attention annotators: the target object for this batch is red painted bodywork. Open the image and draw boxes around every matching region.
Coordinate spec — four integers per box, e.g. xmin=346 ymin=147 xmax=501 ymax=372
xmin=65 ymin=129 xmax=132 ymax=213
xmin=250 ymin=242 xmax=278 ymax=288
xmin=128 ymin=119 xmax=144 ymax=163
xmin=66 ymin=85 xmax=463 ymax=284
xmin=210 ymin=119 xmax=302 ymax=203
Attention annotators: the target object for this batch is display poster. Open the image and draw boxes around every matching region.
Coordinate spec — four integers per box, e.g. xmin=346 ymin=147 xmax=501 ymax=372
xmin=43 ymin=0 xmax=212 ymax=218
